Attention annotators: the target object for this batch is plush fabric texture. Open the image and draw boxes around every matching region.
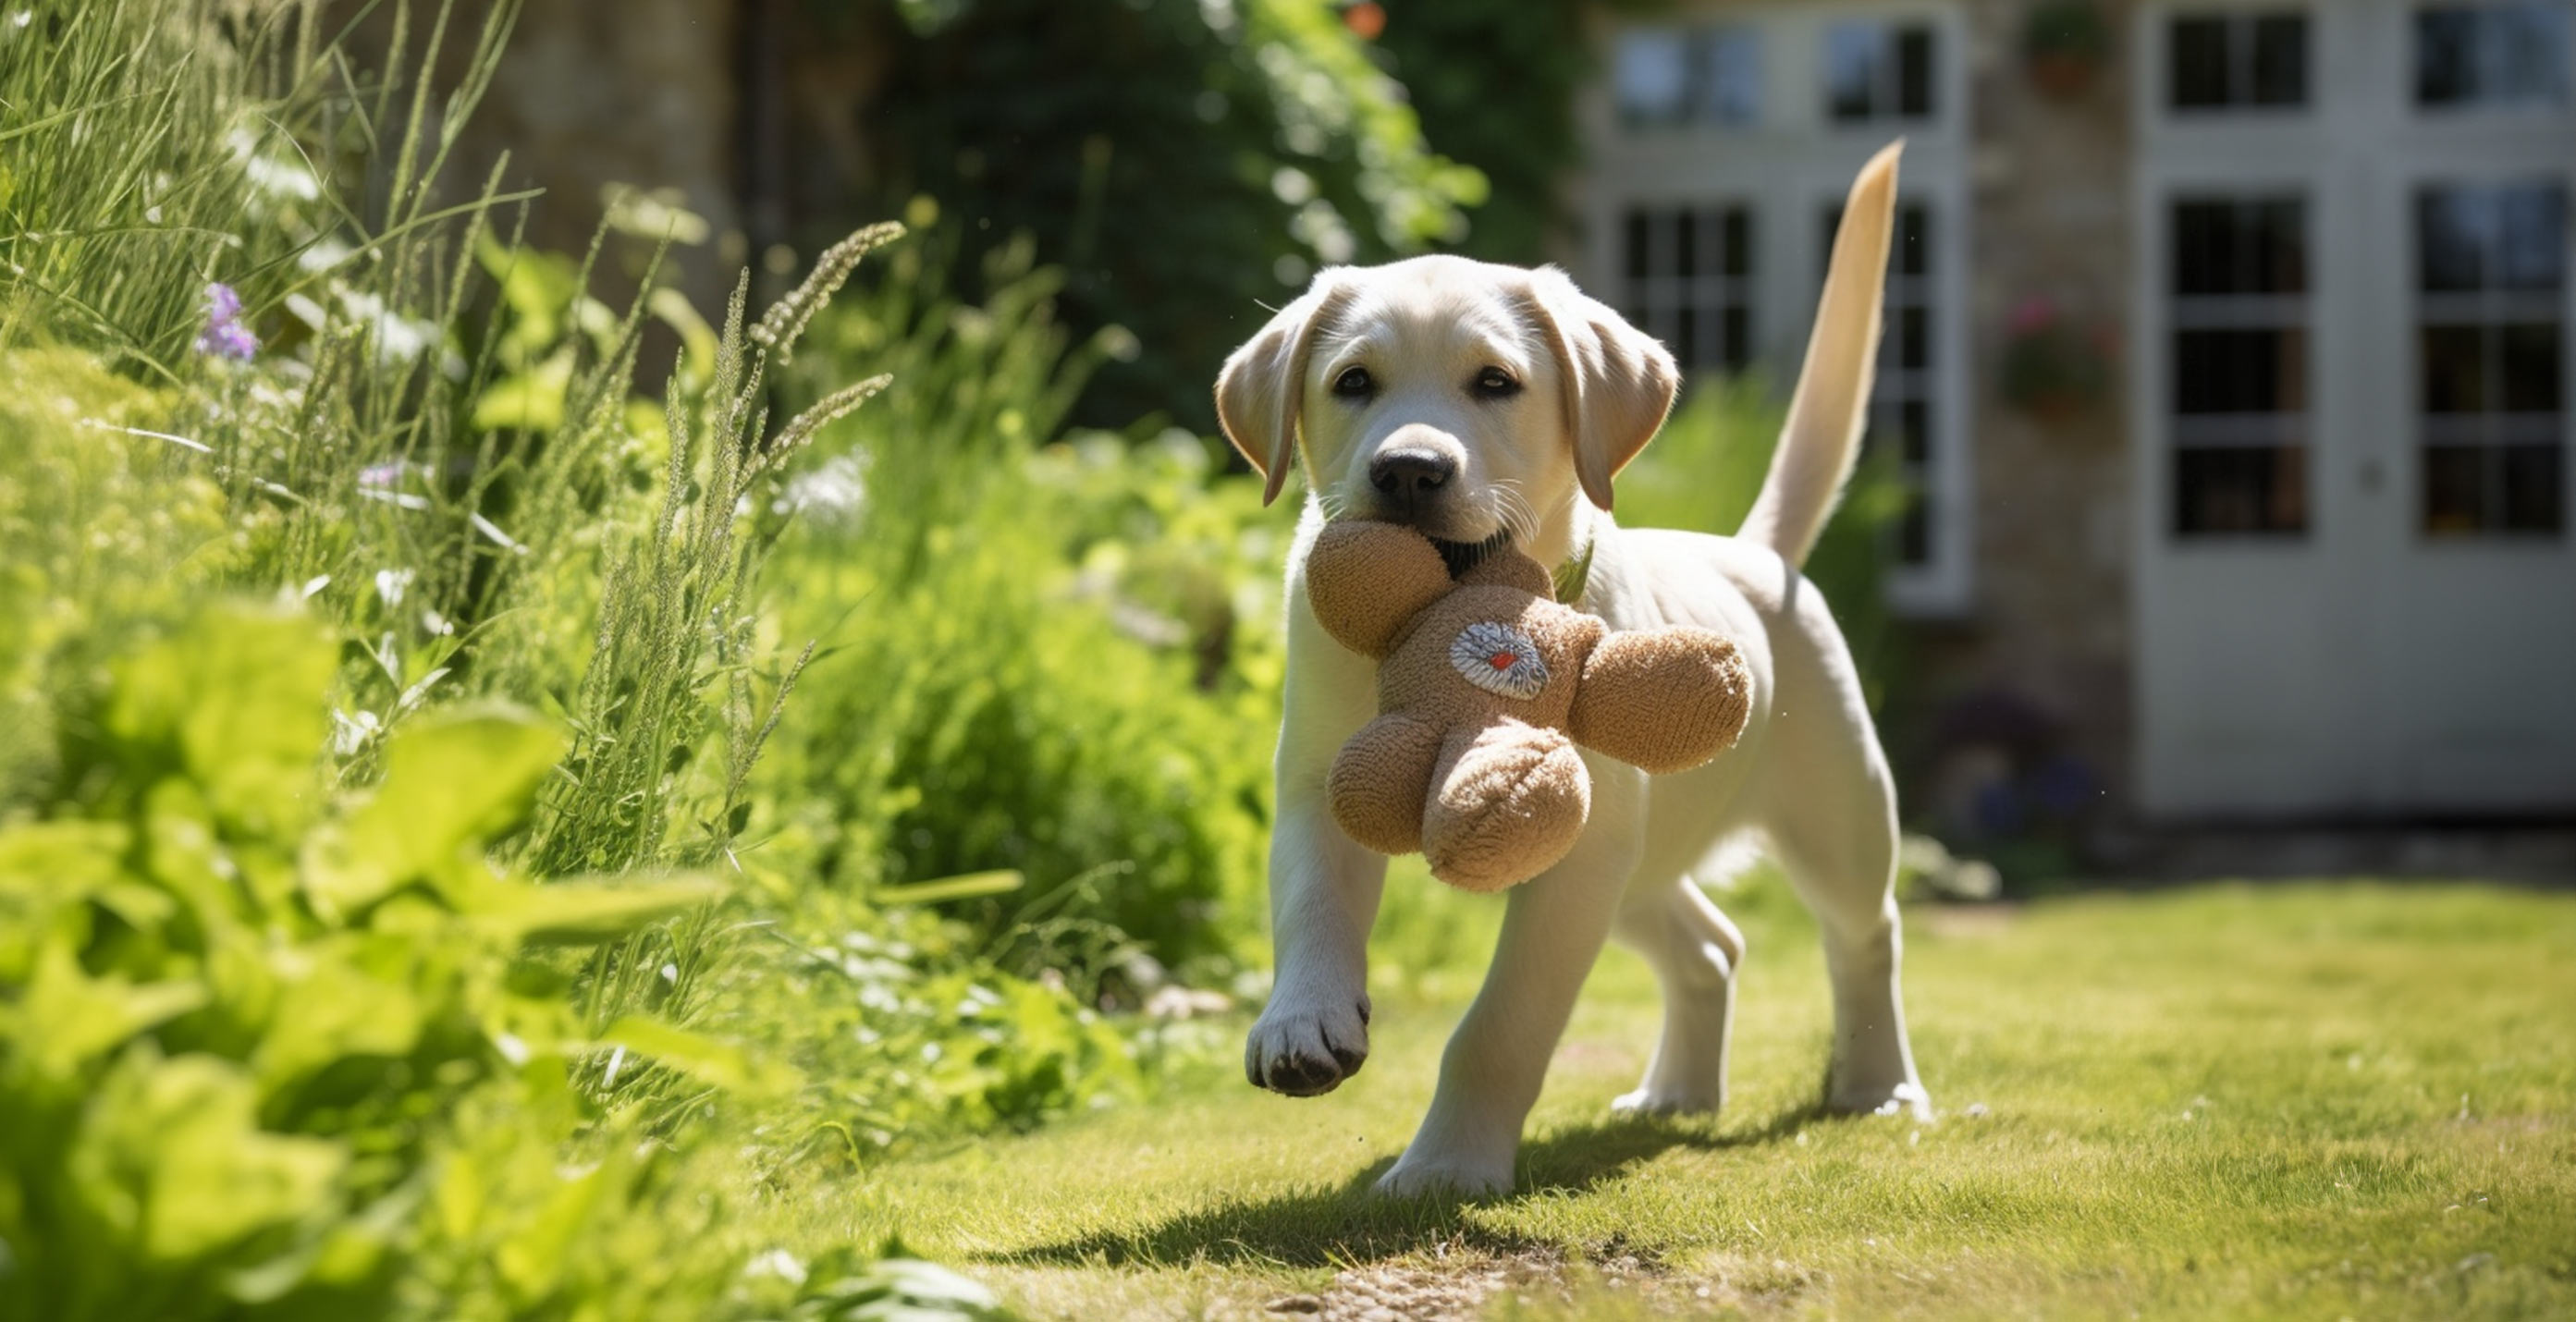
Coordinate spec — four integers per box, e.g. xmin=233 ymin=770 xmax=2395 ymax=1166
xmin=1309 ymin=520 xmax=1752 ymax=892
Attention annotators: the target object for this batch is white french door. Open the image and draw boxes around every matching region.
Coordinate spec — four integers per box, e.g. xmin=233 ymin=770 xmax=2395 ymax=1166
xmin=2133 ymin=0 xmax=2576 ymax=817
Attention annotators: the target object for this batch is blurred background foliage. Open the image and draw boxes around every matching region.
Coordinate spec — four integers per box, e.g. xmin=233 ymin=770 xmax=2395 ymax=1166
xmin=767 ymin=0 xmax=1622 ymax=431
xmin=0 ymin=0 xmax=1899 ymax=1316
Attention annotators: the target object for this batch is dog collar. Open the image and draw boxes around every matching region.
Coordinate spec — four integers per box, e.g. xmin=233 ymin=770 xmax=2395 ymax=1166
xmin=1552 ymin=534 xmax=1596 ymax=606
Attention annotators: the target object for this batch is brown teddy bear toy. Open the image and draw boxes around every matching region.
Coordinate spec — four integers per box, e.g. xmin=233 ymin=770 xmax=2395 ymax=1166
xmin=1308 ymin=520 xmax=1753 ymax=893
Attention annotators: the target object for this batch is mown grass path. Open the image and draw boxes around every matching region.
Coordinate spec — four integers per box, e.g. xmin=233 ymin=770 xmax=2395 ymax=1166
xmin=842 ymin=882 xmax=2576 ymax=1319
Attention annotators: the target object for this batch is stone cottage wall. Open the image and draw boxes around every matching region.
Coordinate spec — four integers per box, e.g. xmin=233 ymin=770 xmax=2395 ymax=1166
xmin=1911 ymin=0 xmax=2140 ymax=841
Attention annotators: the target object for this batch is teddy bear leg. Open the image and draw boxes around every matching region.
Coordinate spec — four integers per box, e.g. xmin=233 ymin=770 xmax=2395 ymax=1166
xmin=1419 ymin=722 xmax=1590 ymax=893
xmin=1327 ymin=715 xmax=1448 ymax=856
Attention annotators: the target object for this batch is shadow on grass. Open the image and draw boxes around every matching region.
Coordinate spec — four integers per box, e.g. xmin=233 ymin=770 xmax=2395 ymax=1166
xmin=997 ymin=1099 xmax=1827 ymax=1270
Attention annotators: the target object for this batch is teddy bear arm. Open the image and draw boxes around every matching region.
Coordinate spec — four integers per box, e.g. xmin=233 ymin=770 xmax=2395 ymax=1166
xmin=1566 ymin=628 xmax=1753 ymax=775
xmin=1305 ymin=520 xmax=1456 ymax=657
xmin=1326 ymin=713 xmax=1449 ymax=855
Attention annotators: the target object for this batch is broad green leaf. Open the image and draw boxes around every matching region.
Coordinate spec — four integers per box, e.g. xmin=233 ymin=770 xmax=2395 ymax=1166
xmin=107 ymin=606 xmax=335 ymax=838
xmin=12 ymin=943 xmax=207 ymax=1083
xmin=471 ymin=349 xmax=576 ymax=433
xmin=249 ymin=936 xmax=428 ymax=1096
xmin=66 ymin=1048 xmax=347 ymax=1263
xmin=0 ymin=820 xmax=129 ymax=984
xmin=312 ymin=705 xmax=563 ymax=920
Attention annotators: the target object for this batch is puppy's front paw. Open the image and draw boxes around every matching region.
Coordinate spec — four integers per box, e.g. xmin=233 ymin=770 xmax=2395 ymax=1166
xmin=1244 ymin=991 xmax=1370 ymax=1096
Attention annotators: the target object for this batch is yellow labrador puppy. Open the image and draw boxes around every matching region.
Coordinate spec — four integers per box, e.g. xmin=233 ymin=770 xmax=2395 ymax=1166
xmin=1216 ymin=144 xmax=1927 ymax=1196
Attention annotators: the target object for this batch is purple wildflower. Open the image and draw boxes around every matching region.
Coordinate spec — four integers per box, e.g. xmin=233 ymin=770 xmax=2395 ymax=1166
xmin=195 ymin=282 xmax=258 ymax=361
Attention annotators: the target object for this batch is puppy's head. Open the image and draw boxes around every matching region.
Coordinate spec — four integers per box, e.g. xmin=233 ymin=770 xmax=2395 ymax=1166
xmin=1215 ymin=257 xmax=1677 ymax=558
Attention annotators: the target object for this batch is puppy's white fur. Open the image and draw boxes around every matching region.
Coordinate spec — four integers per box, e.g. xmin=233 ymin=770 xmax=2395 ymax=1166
xmin=1219 ymin=144 xmax=1928 ymax=1197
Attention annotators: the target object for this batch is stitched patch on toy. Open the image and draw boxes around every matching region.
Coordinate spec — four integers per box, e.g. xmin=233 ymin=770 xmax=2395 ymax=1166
xmin=1449 ymin=621 xmax=1547 ymax=700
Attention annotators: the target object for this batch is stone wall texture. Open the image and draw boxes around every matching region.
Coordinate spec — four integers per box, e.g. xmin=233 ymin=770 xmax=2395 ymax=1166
xmin=1928 ymin=0 xmax=2139 ymax=827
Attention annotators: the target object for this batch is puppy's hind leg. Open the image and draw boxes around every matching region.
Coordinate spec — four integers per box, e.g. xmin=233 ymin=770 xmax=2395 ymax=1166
xmin=1608 ymin=865 xmax=1746 ymax=1118
xmin=1758 ymin=725 xmax=1930 ymax=1120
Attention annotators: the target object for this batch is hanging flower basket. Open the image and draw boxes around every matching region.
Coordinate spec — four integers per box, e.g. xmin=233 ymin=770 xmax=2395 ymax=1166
xmin=1999 ymin=296 xmax=2113 ymax=422
xmin=2022 ymin=0 xmax=2113 ymax=101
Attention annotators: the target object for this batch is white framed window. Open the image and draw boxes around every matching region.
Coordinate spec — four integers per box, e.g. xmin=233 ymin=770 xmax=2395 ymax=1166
xmin=1824 ymin=18 xmax=1938 ymax=122
xmin=2167 ymin=9 xmax=2312 ymax=110
xmin=1621 ymin=203 xmax=1757 ymax=373
xmin=1613 ymin=24 xmax=1764 ymax=129
xmin=2413 ymin=1 xmax=2572 ymax=108
xmin=1584 ymin=4 xmax=1974 ymax=615
xmin=2414 ymin=178 xmax=2567 ymax=534
xmin=2165 ymin=195 xmax=2314 ymax=535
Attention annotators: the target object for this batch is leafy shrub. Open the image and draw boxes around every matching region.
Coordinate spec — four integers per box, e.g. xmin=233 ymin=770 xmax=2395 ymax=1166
xmin=0 ymin=606 xmax=757 ymax=1318
xmin=792 ymin=0 xmax=1486 ymax=428
xmin=755 ymin=249 xmax=1286 ymax=987
xmin=0 ymin=349 xmax=227 ymax=808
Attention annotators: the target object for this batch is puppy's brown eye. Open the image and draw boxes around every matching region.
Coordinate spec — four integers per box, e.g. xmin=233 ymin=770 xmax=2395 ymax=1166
xmin=1332 ymin=365 xmax=1374 ymax=398
xmin=1472 ymin=367 xmax=1521 ymax=398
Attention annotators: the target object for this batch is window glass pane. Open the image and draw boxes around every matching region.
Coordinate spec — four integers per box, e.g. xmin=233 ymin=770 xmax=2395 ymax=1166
xmin=2422 ymin=324 xmax=2492 ymax=411
xmin=2501 ymin=443 xmax=2566 ymax=529
xmin=2173 ymin=202 xmax=2231 ymax=294
xmin=2176 ymin=447 xmax=2308 ymax=533
xmin=2501 ymin=323 xmax=2564 ymax=410
xmin=2417 ymin=2 xmax=2573 ymax=106
xmin=1898 ymin=400 xmax=1932 ymax=465
xmin=1898 ymin=495 xmax=1932 ymax=562
xmin=1896 ymin=28 xmax=1935 ymax=116
xmin=2496 ymin=185 xmax=2568 ymax=290
xmin=2250 ymin=16 xmax=2311 ymax=104
xmin=1614 ymin=30 xmax=1691 ymax=125
xmin=2417 ymin=8 xmax=2480 ymax=102
xmin=1721 ymin=210 xmax=1750 ymax=276
xmin=1699 ymin=28 xmax=1763 ymax=124
xmin=2171 ymin=17 xmax=2231 ymax=106
xmin=1898 ymin=305 xmax=1930 ymax=370
xmin=1721 ymin=305 xmax=1750 ymax=370
xmin=1674 ymin=210 xmax=1698 ymax=279
xmin=2420 ymin=190 xmax=2492 ymax=290
xmin=1825 ymin=23 xmax=1880 ymax=120
xmin=2177 ymin=329 xmax=2309 ymax=412
xmin=2422 ymin=444 xmax=2490 ymax=531
xmin=2252 ymin=201 xmax=2309 ymax=292
xmin=2174 ymin=199 xmax=2309 ymax=295
xmin=1625 ymin=209 xmax=1652 ymax=280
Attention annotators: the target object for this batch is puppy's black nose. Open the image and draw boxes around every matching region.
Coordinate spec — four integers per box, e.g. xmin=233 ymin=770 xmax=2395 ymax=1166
xmin=1369 ymin=449 xmax=1455 ymax=512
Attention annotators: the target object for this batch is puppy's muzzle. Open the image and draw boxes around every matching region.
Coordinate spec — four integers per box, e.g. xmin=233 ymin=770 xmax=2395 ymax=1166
xmin=1368 ymin=447 xmax=1455 ymax=520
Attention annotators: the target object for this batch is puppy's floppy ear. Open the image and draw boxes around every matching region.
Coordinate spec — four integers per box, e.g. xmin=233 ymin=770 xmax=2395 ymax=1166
xmin=1521 ymin=267 xmax=1680 ymax=512
xmin=1215 ymin=271 xmax=1356 ymax=507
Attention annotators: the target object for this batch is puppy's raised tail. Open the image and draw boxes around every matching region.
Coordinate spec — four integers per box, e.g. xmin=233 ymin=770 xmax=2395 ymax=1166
xmin=1739 ymin=141 xmax=1902 ymax=569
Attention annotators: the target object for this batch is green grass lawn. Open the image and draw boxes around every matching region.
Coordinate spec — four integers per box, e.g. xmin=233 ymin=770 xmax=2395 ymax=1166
xmin=819 ymin=878 xmax=2576 ymax=1319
